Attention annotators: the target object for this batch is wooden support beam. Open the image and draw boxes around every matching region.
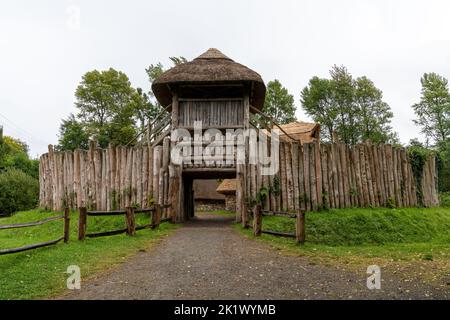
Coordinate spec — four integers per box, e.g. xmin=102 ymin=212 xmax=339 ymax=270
xmin=296 ymin=210 xmax=306 ymax=244
xmin=252 ymin=204 xmax=262 ymax=237
xmin=78 ymin=207 xmax=87 ymax=240
xmin=125 ymin=207 xmax=136 ymax=236
xmin=64 ymin=207 xmax=70 ymax=243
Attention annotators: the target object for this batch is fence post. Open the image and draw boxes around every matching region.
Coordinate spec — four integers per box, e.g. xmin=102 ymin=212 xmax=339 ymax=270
xmin=64 ymin=207 xmax=70 ymax=243
xmin=152 ymin=204 xmax=161 ymax=229
xmin=125 ymin=207 xmax=136 ymax=236
xmin=296 ymin=209 xmax=305 ymax=244
xmin=78 ymin=207 xmax=87 ymax=240
xmin=252 ymin=204 xmax=262 ymax=237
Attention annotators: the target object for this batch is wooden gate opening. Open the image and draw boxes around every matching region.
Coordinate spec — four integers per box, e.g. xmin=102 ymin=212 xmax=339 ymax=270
xmin=182 ymin=170 xmax=237 ymax=220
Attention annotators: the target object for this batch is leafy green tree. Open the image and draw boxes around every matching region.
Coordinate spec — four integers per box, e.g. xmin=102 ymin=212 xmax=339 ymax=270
xmin=255 ymin=79 xmax=296 ymax=128
xmin=355 ymin=76 xmax=397 ymax=144
xmin=0 ymin=168 xmax=39 ymax=215
xmin=57 ymin=114 xmax=89 ymax=151
xmin=300 ymin=77 xmax=336 ymax=141
xmin=0 ymin=135 xmax=38 ymax=179
xmin=412 ymin=73 xmax=450 ymax=146
xmin=74 ymin=68 xmax=137 ymax=147
xmin=301 ymin=66 xmax=397 ymax=144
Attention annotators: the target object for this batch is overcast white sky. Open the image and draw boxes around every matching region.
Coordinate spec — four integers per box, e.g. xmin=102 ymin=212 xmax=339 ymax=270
xmin=1 ymin=0 xmax=450 ymax=157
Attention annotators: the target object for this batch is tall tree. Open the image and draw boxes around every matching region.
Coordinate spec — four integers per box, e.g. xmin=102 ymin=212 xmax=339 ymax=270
xmin=300 ymin=77 xmax=336 ymax=141
xmin=74 ymin=68 xmax=137 ymax=147
xmin=301 ymin=66 xmax=397 ymax=144
xmin=57 ymin=114 xmax=89 ymax=151
xmin=256 ymin=79 xmax=296 ymax=128
xmin=355 ymin=76 xmax=397 ymax=144
xmin=412 ymin=72 xmax=450 ymax=146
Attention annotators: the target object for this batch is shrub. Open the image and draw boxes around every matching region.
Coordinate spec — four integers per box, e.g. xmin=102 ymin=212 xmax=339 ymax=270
xmin=0 ymin=169 xmax=39 ymax=215
xmin=439 ymin=192 xmax=450 ymax=207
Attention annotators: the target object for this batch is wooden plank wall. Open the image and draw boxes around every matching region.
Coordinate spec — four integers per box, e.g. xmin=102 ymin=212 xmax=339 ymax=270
xmin=39 ymin=141 xmax=439 ymax=212
xmin=248 ymin=141 xmax=439 ymax=212
xmin=179 ymin=100 xmax=244 ymax=127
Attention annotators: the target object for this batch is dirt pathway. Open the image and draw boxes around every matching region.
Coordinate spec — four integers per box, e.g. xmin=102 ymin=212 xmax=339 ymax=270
xmin=61 ymin=213 xmax=448 ymax=300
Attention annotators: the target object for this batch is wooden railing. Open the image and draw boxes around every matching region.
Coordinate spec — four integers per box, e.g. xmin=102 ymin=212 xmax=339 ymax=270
xmin=0 ymin=208 xmax=70 ymax=255
xmin=249 ymin=205 xmax=306 ymax=244
xmin=77 ymin=204 xmax=172 ymax=240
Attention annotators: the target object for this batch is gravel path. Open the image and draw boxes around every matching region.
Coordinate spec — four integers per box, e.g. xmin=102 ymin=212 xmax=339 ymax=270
xmin=61 ymin=213 xmax=448 ymax=300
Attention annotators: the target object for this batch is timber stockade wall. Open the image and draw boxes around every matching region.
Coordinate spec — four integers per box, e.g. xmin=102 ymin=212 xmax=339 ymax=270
xmin=39 ymin=139 xmax=439 ymax=213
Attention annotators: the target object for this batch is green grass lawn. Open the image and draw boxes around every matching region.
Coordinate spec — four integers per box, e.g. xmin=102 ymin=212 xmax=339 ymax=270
xmin=237 ymin=207 xmax=450 ymax=284
xmin=0 ymin=209 xmax=178 ymax=300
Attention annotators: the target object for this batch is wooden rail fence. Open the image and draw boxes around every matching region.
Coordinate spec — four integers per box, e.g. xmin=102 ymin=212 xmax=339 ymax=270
xmin=78 ymin=204 xmax=172 ymax=240
xmin=0 ymin=208 xmax=70 ymax=255
xmin=250 ymin=205 xmax=306 ymax=244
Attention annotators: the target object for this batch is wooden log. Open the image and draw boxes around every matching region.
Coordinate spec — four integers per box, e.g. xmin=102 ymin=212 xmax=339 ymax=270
xmin=400 ymin=149 xmax=410 ymax=207
xmin=168 ymin=164 xmax=182 ymax=222
xmin=78 ymin=207 xmax=87 ymax=240
xmin=104 ymin=149 xmax=110 ymax=211
xmin=152 ymin=204 xmax=161 ymax=229
xmin=392 ymin=148 xmax=401 ymax=207
xmin=298 ymin=144 xmax=306 ymax=210
xmin=131 ymin=148 xmax=137 ymax=206
xmin=339 ymin=143 xmax=349 ymax=208
xmin=0 ymin=237 xmax=64 ymax=255
xmin=296 ymin=210 xmax=306 ymax=245
xmin=291 ymin=142 xmax=300 ymax=210
xmin=153 ymin=146 xmax=162 ymax=205
xmin=0 ymin=215 xmax=63 ymax=230
xmin=359 ymin=145 xmax=369 ymax=207
xmin=347 ymin=145 xmax=357 ymax=207
xmin=321 ymin=144 xmax=329 ymax=209
xmin=372 ymin=145 xmax=384 ymax=206
xmin=64 ymin=207 xmax=70 ymax=243
xmin=303 ymin=143 xmax=311 ymax=211
xmin=309 ymin=143 xmax=318 ymax=211
xmin=125 ymin=207 xmax=136 ymax=236
xmin=335 ymin=144 xmax=344 ymax=208
xmin=364 ymin=144 xmax=375 ymax=206
xmin=148 ymin=145 xmax=154 ymax=204
xmin=314 ymin=140 xmax=323 ymax=209
xmin=125 ymin=148 xmax=133 ymax=207
xmin=285 ymin=143 xmax=294 ymax=211
xmin=88 ymin=141 xmax=96 ymax=209
xmin=280 ymin=143 xmax=288 ymax=210
xmin=386 ymin=145 xmax=395 ymax=204
xmin=142 ymin=146 xmax=148 ymax=208
xmin=252 ymin=204 xmax=262 ymax=237
xmin=326 ymin=144 xmax=335 ymax=208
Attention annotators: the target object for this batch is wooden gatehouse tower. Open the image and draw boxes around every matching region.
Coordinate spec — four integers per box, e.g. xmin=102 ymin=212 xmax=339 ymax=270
xmin=151 ymin=48 xmax=266 ymax=222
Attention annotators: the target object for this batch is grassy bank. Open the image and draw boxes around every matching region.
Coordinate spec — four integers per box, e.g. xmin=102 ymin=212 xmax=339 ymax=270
xmin=0 ymin=209 xmax=178 ymax=300
xmin=237 ymin=207 xmax=450 ymax=284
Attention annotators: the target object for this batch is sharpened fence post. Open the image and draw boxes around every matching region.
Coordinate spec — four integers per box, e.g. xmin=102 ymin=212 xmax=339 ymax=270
xmin=152 ymin=204 xmax=161 ymax=229
xmin=78 ymin=207 xmax=87 ymax=240
xmin=253 ymin=204 xmax=262 ymax=237
xmin=125 ymin=207 xmax=136 ymax=236
xmin=296 ymin=209 xmax=305 ymax=245
xmin=64 ymin=207 xmax=70 ymax=243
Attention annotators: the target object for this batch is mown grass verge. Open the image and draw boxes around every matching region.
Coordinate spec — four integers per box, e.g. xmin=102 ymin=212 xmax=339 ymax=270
xmin=0 ymin=209 xmax=178 ymax=300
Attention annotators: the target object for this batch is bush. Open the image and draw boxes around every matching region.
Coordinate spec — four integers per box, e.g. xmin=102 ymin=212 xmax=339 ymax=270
xmin=0 ymin=169 xmax=39 ymax=215
xmin=439 ymin=192 xmax=450 ymax=207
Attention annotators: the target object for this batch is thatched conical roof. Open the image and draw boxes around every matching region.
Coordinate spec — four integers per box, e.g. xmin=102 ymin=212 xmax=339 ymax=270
xmin=152 ymin=48 xmax=266 ymax=109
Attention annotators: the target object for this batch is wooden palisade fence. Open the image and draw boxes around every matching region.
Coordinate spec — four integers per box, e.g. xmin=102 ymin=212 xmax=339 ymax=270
xmin=245 ymin=141 xmax=439 ymax=213
xmin=39 ymin=140 xmax=439 ymax=214
xmin=0 ymin=208 xmax=70 ymax=255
